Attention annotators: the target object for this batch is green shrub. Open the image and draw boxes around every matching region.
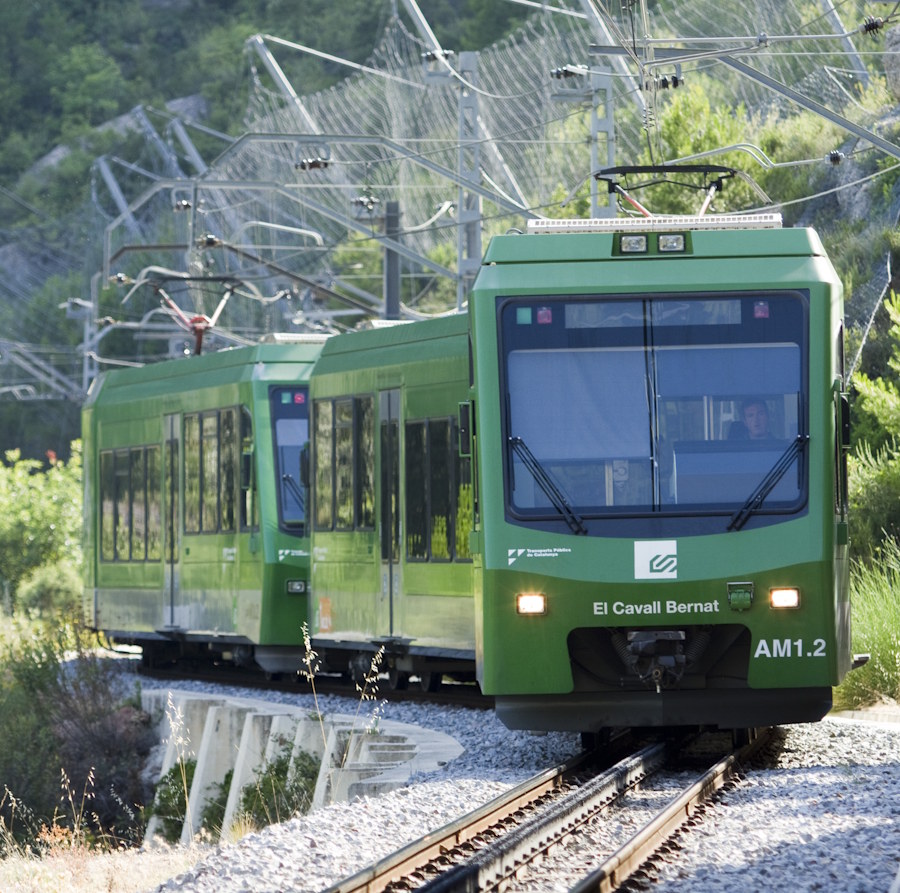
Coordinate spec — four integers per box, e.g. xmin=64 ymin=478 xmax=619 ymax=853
xmin=148 ymin=759 xmax=196 ymax=845
xmin=239 ymin=746 xmax=319 ymax=830
xmin=0 ymin=620 xmax=154 ymax=849
xmin=16 ymin=559 xmax=82 ymax=618
xmin=199 ymin=768 xmax=233 ymax=839
xmin=848 ymin=439 xmax=900 ymax=558
xmin=834 ymin=539 xmax=900 ymax=710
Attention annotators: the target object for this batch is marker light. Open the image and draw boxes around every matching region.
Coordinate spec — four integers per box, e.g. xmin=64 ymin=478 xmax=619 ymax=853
xmin=658 ymin=233 xmax=686 ymax=252
xmin=620 ymin=234 xmax=648 ymax=253
xmin=726 ymin=581 xmax=754 ymax=611
xmin=770 ymin=588 xmax=800 ymax=609
xmin=286 ymin=580 xmax=306 ymax=594
xmin=516 ymin=593 xmax=547 ymax=615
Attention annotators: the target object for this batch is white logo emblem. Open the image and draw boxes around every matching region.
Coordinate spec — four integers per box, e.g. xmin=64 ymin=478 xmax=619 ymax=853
xmin=634 ymin=540 xmax=677 ymax=580
xmin=508 ymin=546 xmax=572 ymax=566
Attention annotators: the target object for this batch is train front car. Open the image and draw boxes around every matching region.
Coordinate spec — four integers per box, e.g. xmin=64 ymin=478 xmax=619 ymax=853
xmin=468 ymin=215 xmax=852 ymax=734
xmin=82 ymin=339 xmax=325 ymax=674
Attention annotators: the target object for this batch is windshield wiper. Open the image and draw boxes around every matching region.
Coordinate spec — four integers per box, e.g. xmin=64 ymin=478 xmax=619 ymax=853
xmin=282 ymin=473 xmax=306 ymax=515
xmin=727 ymin=435 xmax=808 ymax=531
xmin=509 ymin=436 xmax=587 ymax=535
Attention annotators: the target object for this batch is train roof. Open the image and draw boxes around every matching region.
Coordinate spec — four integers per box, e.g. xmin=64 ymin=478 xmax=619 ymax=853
xmin=483 ymin=216 xmax=828 ymax=264
xmin=85 ymin=339 xmax=328 ymax=407
xmin=313 ymin=313 xmax=468 ymax=367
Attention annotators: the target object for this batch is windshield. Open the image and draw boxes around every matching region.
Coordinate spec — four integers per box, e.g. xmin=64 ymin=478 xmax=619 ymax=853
xmin=270 ymin=386 xmax=310 ymax=530
xmin=501 ymin=293 xmax=806 ymax=521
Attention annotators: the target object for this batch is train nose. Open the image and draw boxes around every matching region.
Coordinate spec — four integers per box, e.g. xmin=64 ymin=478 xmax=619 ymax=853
xmin=613 ymin=630 xmax=688 ymax=692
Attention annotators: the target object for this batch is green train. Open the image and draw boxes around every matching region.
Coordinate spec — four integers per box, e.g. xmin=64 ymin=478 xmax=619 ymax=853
xmin=306 ymin=315 xmax=475 ymax=689
xmin=82 ymin=337 xmax=326 ymax=675
xmin=83 ymin=211 xmax=858 ymax=734
xmin=469 ymin=214 xmax=854 ymax=732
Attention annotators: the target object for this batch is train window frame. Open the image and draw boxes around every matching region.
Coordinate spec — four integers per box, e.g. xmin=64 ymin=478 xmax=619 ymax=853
xmin=496 ymin=290 xmax=810 ymax=536
xmin=239 ymin=405 xmax=258 ymax=532
xmin=313 ymin=393 xmax=377 ymax=534
xmin=404 ymin=415 xmax=473 ymax=563
xmin=356 ymin=395 xmax=376 ymax=530
xmin=98 ymin=444 xmax=162 ymax=563
xmin=334 ymin=398 xmax=355 ymax=531
xmin=313 ymin=398 xmax=335 ymax=531
xmin=183 ymin=406 xmax=242 ymax=537
xmin=270 ymin=387 xmax=312 ymax=535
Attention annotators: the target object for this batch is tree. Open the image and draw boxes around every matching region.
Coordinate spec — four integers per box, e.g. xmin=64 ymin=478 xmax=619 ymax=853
xmin=48 ymin=44 xmax=133 ymax=133
xmin=635 ymin=81 xmax=758 ymax=214
xmin=849 ymin=291 xmax=900 ymax=557
xmin=0 ymin=444 xmax=82 ymax=612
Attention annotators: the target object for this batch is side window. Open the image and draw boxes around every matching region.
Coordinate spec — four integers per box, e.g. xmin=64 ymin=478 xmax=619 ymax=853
xmin=356 ymin=396 xmax=375 ymax=529
xmin=456 ymin=436 xmax=473 ymax=560
xmin=405 ymin=421 xmax=427 ymax=559
xmin=147 ymin=446 xmax=161 ymax=559
xmin=335 ymin=399 xmax=354 ymax=530
xmin=130 ymin=448 xmax=146 ymax=560
xmin=184 ymin=408 xmax=239 ymax=535
xmin=201 ymin=412 xmax=219 ymax=533
xmin=314 ymin=395 xmax=376 ymax=532
xmin=114 ymin=450 xmax=130 ymax=560
xmin=240 ymin=406 xmax=257 ymax=531
xmin=403 ymin=417 xmax=472 ymax=562
xmin=99 ymin=445 xmax=162 ymax=562
xmin=429 ymin=419 xmax=453 ymax=560
xmin=100 ymin=450 xmax=116 ymax=561
xmin=220 ymin=409 xmax=237 ymax=533
xmin=314 ymin=399 xmax=334 ymax=530
xmin=184 ymin=413 xmax=200 ymax=533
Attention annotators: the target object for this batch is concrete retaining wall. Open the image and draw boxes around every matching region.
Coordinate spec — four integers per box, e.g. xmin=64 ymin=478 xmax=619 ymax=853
xmin=141 ymin=690 xmax=462 ymax=845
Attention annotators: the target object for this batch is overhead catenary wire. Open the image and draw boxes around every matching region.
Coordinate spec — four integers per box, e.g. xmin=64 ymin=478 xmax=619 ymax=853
xmin=6 ymin=0 xmax=900 ymax=379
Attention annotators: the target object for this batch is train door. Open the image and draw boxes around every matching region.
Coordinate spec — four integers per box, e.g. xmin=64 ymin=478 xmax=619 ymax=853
xmin=162 ymin=413 xmax=181 ymax=629
xmin=379 ymin=389 xmax=401 ymax=635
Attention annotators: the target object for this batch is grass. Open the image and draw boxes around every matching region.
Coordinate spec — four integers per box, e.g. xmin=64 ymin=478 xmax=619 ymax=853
xmin=0 ymin=745 xmax=208 ymax=893
xmin=833 ymin=540 xmax=900 ymax=711
xmin=0 ymin=844 xmax=205 ymax=893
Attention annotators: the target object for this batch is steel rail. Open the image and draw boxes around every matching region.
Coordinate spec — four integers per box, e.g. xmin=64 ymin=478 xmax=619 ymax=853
xmin=418 ymin=742 xmax=669 ymax=893
xmin=569 ymin=727 xmax=772 ymax=893
xmin=319 ymin=749 xmax=600 ymax=893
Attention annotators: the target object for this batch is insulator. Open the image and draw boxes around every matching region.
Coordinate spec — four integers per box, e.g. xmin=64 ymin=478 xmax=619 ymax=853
xmin=861 ymin=16 xmax=883 ymax=35
xmin=827 ymin=150 xmax=845 ymax=166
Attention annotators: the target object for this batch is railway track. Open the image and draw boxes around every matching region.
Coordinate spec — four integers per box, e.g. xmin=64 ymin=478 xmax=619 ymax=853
xmin=320 ymin=728 xmax=772 ymax=893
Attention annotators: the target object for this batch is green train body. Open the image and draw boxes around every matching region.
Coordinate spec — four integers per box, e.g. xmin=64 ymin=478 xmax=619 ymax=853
xmin=307 ymin=315 xmax=476 ymax=687
xmin=82 ymin=213 xmax=855 ymax=734
xmin=468 ymin=216 xmax=852 ymax=731
xmin=82 ymin=338 xmax=326 ymax=674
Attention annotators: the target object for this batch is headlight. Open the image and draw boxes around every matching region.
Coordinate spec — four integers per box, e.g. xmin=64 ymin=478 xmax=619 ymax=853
xmin=769 ymin=587 xmax=800 ymax=609
xmin=516 ymin=593 xmax=547 ymax=615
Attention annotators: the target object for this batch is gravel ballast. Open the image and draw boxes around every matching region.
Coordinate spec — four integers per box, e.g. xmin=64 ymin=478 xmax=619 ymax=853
xmin=142 ymin=680 xmax=900 ymax=893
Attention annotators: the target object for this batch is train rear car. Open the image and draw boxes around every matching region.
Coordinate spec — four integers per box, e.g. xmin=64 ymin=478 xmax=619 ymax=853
xmin=468 ymin=215 xmax=852 ymax=733
xmin=82 ymin=338 xmax=325 ymax=673
xmin=308 ymin=315 xmax=475 ymax=688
